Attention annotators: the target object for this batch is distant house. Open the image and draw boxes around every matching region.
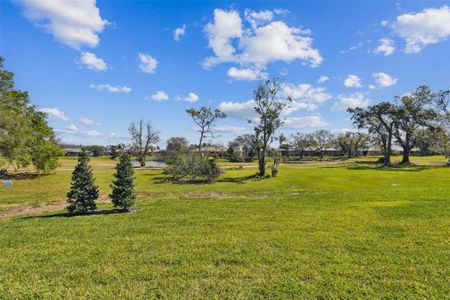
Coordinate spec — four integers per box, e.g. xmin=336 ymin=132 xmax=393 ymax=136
xmin=285 ymin=146 xmax=383 ymax=157
xmin=62 ymin=147 xmax=83 ymax=156
xmin=202 ymin=145 xmax=228 ymax=157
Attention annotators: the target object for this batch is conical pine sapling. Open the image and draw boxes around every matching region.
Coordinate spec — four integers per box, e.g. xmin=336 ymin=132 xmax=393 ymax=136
xmin=110 ymin=152 xmax=136 ymax=210
xmin=66 ymin=150 xmax=99 ymax=213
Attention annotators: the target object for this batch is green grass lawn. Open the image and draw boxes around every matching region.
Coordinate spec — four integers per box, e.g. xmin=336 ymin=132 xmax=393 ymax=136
xmin=0 ymin=156 xmax=449 ymax=298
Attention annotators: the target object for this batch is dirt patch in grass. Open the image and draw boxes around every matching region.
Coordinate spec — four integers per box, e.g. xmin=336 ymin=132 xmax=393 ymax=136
xmin=186 ymin=192 xmax=230 ymax=198
xmin=0 ymin=194 xmax=111 ymax=219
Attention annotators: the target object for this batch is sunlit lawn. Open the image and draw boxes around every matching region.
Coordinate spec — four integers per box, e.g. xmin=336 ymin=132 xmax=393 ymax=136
xmin=0 ymin=156 xmax=449 ymax=298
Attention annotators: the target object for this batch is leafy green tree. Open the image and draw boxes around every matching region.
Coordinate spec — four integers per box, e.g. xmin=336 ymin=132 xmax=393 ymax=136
xmin=66 ymin=150 xmax=99 ymax=213
xmin=336 ymin=132 xmax=355 ymax=157
xmin=251 ymin=80 xmax=291 ymax=177
xmin=165 ymin=152 xmax=221 ymax=183
xmin=291 ymin=133 xmax=314 ymax=159
xmin=310 ymin=130 xmax=334 ymax=158
xmin=353 ymin=132 xmax=370 ymax=156
xmin=166 ymin=137 xmax=189 ymax=155
xmin=227 ymin=140 xmax=242 ymax=162
xmin=416 ymin=127 xmax=447 ymax=156
xmin=434 ymin=89 xmax=449 ymax=119
xmin=84 ymin=145 xmax=105 ymax=157
xmin=0 ymin=56 xmax=62 ymax=173
xmin=434 ymin=90 xmax=450 ymax=162
xmin=110 ymin=143 xmax=126 ymax=160
xmin=392 ymin=86 xmax=437 ymax=164
xmin=227 ymin=134 xmax=258 ymax=162
xmin=110 ymin=145 xmax=119 ymax=159
xmin=186 ymin=107 xmax=226 ymax=151
xmin=110 ymin=153 xmax=136 ymax=210
xmin=336 ymin=132 xmax=370 ymax=158
xmin=348 ymin=103 xmax=396 ymax=166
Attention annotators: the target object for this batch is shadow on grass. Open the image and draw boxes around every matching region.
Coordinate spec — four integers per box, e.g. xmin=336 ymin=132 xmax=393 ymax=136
xmin=149 ymin=175 xmax=213 ymax=185
xmin=218 ymin=173 xmax=261 ymax=184
xmin=21 ymin=208 xmax=138 ymax=219
xmin=345 ymin=161 xmax=448 ymax=172
xmin=149 ymin=173 xmax=262 ymax=185
xmin=0 ymin=172 xmax=51 ymax=180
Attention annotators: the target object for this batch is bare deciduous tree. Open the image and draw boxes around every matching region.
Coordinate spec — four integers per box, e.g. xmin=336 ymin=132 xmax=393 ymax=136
xmin=129 ymin=120 xmax=160 ymax=167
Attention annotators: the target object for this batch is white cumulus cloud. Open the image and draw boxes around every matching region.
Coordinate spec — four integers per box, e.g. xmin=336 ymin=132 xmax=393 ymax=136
xmin=66 ymin=124 xmax=78 ymax=131
xmin=393 ymin=6 xmax=450 ymax=54
xmin=244 ymin=9 xmax=274 ymax=28
xmin=219 ymin=82 xmax=329 ymax=120
xmin=280 ymin=83 xmax=332 ymax=103
xmin=138 ymin=53 xmax=158 ymax=74
xmin=331 ymin=93 xmax=370 ymax=111
xmin=373 ymin=72 xmax=397 ymax=87
xmin=183 ymin=92 xmax=199 ymax=103
xmin=174 ymin=24 xmax=186 ymax=41
xmin=39 ymin=107 xmax=68 ymax=121
xmin=344 ymin=74 xmax=363 ymax=88
xmin=373 ymin=38 xmax=395 ymax=56
xmin=318 ymin=76 xmax=329 ymax=83
xmin=79 ymin=52 xmax=107 ymax=71
xmin=203 ymin=9 xmax=243 ymax=68
xmin=16 ymin=0 xmax=108 ymax=49
xmin=283 ymin=102 xmax=318 ymax=116
xmin=80 ymin=117 xmax=96 ymax=125
xmin=215 ymin=125 xmax=248 ymax=135
xmin=203 ymin=9 xmax=322 ymax=78
xmin=89 ymin=84 xmax=131 ymax=93
xmin=218 ymin=100 xmax=256 ymax=120
xmin=239 ymin=21 xmax=322 ymax=67
xmin=284 ymin=116 xmax=329 ymax=128
xmin=227 ymin=67 xmax=267 ymax=81
xmin=147 ymin=90 xmax=169 ymax=101
xmin=84 ymin=130 xmax=101 ymax=137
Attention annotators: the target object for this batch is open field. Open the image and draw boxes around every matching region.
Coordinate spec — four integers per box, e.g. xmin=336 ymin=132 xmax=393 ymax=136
xmin=0 ymin=156 xmax=449 ymax=298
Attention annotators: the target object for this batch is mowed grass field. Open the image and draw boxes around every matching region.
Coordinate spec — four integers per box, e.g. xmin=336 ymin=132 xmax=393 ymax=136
xmin=0 ymin=156 xmax=449 ymax=298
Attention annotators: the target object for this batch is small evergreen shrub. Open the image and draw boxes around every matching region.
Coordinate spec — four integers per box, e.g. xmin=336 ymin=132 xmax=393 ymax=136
xmin=66 ymin=151 xmax=99 ymax=213
xmin=110 ymin=153 xmax=136 ymax=210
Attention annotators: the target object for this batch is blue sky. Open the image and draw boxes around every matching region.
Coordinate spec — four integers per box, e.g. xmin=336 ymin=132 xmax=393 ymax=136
xmin=1 ymin=1 xmax=449 ymax=146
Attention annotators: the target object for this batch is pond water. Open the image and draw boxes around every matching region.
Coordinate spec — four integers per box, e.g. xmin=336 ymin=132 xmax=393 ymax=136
xmin=131 ymin=160 xmax=166 ymax=167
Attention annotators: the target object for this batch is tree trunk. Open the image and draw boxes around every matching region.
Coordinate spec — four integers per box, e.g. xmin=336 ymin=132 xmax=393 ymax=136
xmin=258 ymin=149 xmax=266 ymax=177
xmin=348 ymin=149 xmax=352 ymax=158
xmin=383 ymin=131 xmax=393 ymax=166
xmin=401 ymin=146 xmax=411 ymax=164
xmin=136 ymin=151 xmax=146 ymax=167
xmin=198 ymin=131 xmax=204 ymax=152
xmin=300 ymin=149 xmax=304 ymax=159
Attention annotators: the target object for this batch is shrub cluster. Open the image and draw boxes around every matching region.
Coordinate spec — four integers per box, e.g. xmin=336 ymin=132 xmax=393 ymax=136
xmin=165 ymin=153 xmax=222 ymax=183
